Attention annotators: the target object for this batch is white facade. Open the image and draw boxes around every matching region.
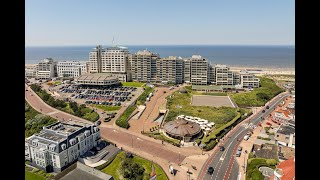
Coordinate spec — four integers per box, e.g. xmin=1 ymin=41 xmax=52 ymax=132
xmin=215 ymin=64 xmax=234 ymax=86
xmin=57 ymin=61 xmax=87 ymax=78
xmin=25 ymin=64 xmax=37 ymax=78
xmin=240 ymin=70 xmax=260 ymax=88
xmin=89 ymin=45 xmax=130 ymax=82
xmin=25 ymin=121 xmax=100 ymax=172
xmin=36 ymin=58 xmax=57 ymax=80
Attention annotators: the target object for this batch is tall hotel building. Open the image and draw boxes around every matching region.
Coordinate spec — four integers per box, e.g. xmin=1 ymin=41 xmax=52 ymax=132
xmin=89 ymin=45 xmax=130 ymax=82
xmin=57 ymin=61 xmax=87 ymax=78
xmin=157 ymin=56 xmax=183 ymax=84
xmin=129 ymin=50 xmax=159 ymax=82
xmin=25 ymin=120 xmax=100 ymax=173
xmin=184 ymin=55 xmax=208 ymax=85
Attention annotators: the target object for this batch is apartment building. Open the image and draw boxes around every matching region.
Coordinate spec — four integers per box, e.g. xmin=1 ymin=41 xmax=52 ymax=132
xmin=129 ymin=50 xmax=159 ymax=82
xmin=208 ymin=65 xmax=216 ymax=84
xmin=184 ymin=55 xmax=208 ymax=85
xmin=57 ymin=61 xmax=87 ymax=78
xmin=239 ymin=70 xmax=260 ymax=88
xmin=156 ymin=56 xmax=184 ymax=84
xmin=89 ymin=45 xmax=130 ymax=82
xmin=214 ymin=64 xmax=234 ymax=86
xmin=25 ymin=64 xmax=37 ymax=78
xmin=36 ymin=58 xmax=57 ymax=80
xmin=25 ymin=120 xmax=100 ymax=173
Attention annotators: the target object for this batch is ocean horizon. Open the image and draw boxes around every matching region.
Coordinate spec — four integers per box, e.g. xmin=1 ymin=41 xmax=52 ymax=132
xmin=25 ymin=45 xmax=295 ymax=68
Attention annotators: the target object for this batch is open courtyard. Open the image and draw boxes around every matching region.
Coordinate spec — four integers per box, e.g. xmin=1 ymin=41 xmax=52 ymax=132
xmin=191 ymin=95 xmax=236 ymax=107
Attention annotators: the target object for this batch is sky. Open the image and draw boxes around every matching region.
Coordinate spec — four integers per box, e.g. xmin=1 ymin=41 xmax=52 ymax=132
xmin=25 ymin=0 xmax=295 ymax=46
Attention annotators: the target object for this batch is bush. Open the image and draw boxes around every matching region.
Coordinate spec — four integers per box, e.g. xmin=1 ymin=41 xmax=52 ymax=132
xmin=266 ymin=159 xmax=277 ymax=166
xmin=136 ymin=86 xmax=154 ymax=105
xmin=231 ymin=77 xmax=284 ymax=107
xmin=116 ymin=105 xmax=136 ymax=128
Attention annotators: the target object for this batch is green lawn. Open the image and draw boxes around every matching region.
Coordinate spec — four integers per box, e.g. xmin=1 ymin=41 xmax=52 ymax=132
xmin=166 ymin=91 xmax=238 ymax=125
xmin=101 ymin=151 xmax=168 ymax=180
xmin=93 ymin=105 xmax=121 ymax=111
xmin=25 ymin=171 xmax=45 ymax=180
xmin=53 ymin=81 xmax=62 ymax=85
xmin=230 ymin=76 xmax=284 ymax=107
xmin=121 ymin=82 xmax=145 ymax=87
xmin=246 ymin=158 xmax=277 ymax=180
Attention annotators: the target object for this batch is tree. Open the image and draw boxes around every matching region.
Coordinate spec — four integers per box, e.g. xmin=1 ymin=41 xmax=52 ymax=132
xmin=256 ymin=93 xmax=269 ymax=101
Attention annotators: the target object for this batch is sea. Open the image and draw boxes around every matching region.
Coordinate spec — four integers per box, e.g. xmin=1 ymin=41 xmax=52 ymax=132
xmin=25 ymin=45 xmax=295 ymax=68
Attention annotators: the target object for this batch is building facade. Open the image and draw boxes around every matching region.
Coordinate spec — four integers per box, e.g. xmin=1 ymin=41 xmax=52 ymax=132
xmin=157 ymin=56 xmax=183 ymax=84
xmin=36 ymin=58 xmax=57 ymax=80
xmin=25 ymin=120 xmax=100 ymax=173
xmin=239 ymin=70 xmax=260 ymax=88
xmin=74 ymin=73 xmax=119 ymax=86
xmin=185 ymin=55 xmax=209 ymax=85
xmin=25 ymin=64 xmax=37 ymax=78
xmin=214 ymin=64 xmax=234 ymax=86
xmin=57 ymin=61 xmax=87 ymax=78
xmin=89 ymin=45 xmax=131 ymax=82
xmin=129 ymin=50 xmax=159 ymax=82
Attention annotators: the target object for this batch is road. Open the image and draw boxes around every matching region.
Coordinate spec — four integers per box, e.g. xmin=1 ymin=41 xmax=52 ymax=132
xmin=198 ymin=92 xmax=291 ymax=180
xmin=25 ymin=84 xmax=188 ymax=175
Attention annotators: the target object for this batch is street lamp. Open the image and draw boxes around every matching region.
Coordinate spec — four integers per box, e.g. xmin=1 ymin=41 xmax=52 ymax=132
xmin=178 ymin=152 xmax=181 ymax=165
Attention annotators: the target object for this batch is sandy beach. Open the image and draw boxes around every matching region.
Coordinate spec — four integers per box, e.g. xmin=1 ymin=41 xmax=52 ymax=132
xmin=229 ymin=66 xmax=295 ymax=75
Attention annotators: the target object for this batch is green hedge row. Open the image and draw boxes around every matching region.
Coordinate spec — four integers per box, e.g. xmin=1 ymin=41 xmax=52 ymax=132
xmin=116 ymin=105 xmax=136 ymax=128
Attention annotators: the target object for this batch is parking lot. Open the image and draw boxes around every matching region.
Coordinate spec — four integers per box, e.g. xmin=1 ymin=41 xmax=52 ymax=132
xmin=55 ymin=84 xmax=141 ymax=107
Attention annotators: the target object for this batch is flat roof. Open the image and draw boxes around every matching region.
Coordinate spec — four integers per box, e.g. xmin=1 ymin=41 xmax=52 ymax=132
xmin=192 ymin=85 xmax=223 ymax=90
xmin=277 ymin=125 xmax=295 ymax=135
xmin=76 ymin=74 xmax=118 ymax=81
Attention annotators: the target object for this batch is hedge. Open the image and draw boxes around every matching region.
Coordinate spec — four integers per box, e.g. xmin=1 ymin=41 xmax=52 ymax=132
xmin=116 ymin=105 xmax=136 ymax=128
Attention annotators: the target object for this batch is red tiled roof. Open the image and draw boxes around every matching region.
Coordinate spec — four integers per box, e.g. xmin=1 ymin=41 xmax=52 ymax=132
xmin=269 ymin=157 xmax=295 ymax=180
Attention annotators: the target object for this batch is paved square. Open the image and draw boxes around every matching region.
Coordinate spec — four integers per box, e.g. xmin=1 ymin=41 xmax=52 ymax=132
xmin=191 ymin=95 xmax=236 ymax=107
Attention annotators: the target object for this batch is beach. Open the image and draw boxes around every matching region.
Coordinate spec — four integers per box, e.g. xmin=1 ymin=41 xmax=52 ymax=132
xmin=229 ymin=66 xmax=295 ymax=75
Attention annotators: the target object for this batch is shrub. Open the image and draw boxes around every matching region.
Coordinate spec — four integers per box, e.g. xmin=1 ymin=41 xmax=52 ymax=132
xmin=116 ymin=105 xmax=136 ymax=128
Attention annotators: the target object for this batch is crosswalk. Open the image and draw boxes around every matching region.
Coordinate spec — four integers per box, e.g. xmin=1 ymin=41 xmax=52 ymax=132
xmin=241 ymin=123 xmax=256 ymax=129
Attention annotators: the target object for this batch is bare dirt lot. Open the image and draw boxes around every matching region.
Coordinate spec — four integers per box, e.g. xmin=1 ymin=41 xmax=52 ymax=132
xmin=191 ymin=95 xmax=236 ymax=107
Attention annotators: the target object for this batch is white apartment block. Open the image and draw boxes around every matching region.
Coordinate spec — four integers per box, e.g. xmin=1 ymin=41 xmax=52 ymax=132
xmin=25 ymin=64 xmax=37 ymax=78
xmin=214 ymin=64 xmax=234 ymax=86
xmin=129 ymin=50 xmax=159 ymax=82
xmin=57 ymin=61 xmax=87 ymax=78
xmin=36 ymin=58 xmax=57 ymax=80
xmin=239 ymin=70 xmax=260 ymax=88
xmin=157 ymin=56 xmax=183 ymax=84
xmin=25 ymin=120 xmax=100 ymax=173
xmin=89 ymin=45 xmax=130 ymax=82
xmin=188 ymin=55 xmax=208 ymax=85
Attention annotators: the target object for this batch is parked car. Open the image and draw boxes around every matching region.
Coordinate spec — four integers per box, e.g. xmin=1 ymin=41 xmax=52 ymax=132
xmin=236 ymin=147 xmax=242 ymax=157
xmin=207 ymin=167 xmax=214 ymax=175
xmin=266 ymin=106 xmax=270 ymax=109
xmin=219 ymin=146 xmax=225 ymax=151
xmin=243 ymin=135 xmax=250 ymax=141
xmin=262 ymin=110 xmax=266 ymax=113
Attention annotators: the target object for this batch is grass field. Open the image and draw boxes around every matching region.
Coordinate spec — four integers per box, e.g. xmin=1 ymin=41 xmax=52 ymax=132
xmin=166 ymin=91 xmax=238 ymax=125
xmin=121 ymin=82 xmax=145 ymax=87
xmin=25 ymin=171 xmax=45 ymax=180
xmin=230 ymin=77 xmax=284 ymax=107
xmin=102 ymin=151 xmax=168 ymax=180
xmin=93 ymin=105 xmax=121 ymax=111
xmin=246 ymin=158 xmax=277 ymax=180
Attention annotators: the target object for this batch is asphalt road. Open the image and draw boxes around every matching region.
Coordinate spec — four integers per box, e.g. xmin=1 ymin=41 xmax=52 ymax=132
xmin=198 ymin=92 xmax=291 ymax=180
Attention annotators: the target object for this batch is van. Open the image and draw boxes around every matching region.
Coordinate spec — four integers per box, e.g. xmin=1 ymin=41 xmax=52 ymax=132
xmin=243 ymin=135 xmax=250 ymax=141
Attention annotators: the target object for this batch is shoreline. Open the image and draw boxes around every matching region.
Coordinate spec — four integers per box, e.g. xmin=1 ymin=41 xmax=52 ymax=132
xmin=229 ymin=66 xmax=295 ymax=75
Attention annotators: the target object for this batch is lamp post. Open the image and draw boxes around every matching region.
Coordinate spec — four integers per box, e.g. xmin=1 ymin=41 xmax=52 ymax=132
xmin=178 ymin=152 xmax=181 ymax=165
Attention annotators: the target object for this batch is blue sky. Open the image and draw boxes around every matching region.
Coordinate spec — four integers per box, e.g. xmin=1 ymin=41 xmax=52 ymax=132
xmin=25 ymin=0 xmax=295 ymax=46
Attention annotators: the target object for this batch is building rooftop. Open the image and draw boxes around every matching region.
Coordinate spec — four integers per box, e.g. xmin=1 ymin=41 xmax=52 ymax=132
xmin=276 ymin=125 xmax=295 ymax=135
xmin=163 ymin=119 xmax=201 ymax=137
xmin=75 ymin=73 xmax=118 ymax=81
xmin=253 ymin=144 xmax=278 ymax=160
xmin=270 ymin=157 xmax=295 ymax=180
